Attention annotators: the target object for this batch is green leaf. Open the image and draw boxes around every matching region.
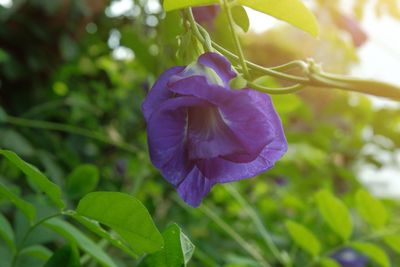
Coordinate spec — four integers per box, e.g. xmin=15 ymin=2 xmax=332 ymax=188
xmin=66 ymin=164 xmax=99 ymax=199
xmin=44 ymin=218 xmax=117 ymax=267
xmin=180 ymin=230 xmax=195 ymax=264
xmin=0 ymin=150 xmax=64 ymax=209
xmin=0 ymin=183 xmax=36 ymax=223
xmin=76 ymin=192 xmax=163 ymax=255
xmin=0 ymin=213 xmax=15 ymax=252
xmin=237 ymin=0 xmax=319 ymax=36
xmin=141 ymin=223 xmax=195 ymax=267
xmin=20 ymin=245 xmax=52 ymax=262
xmin=67 ymin=211 xmax=138 ymax=258
xmin=384 ymin=235 xmax=400 ymax=254
xmin=164 ymin=0 xmax=219 ymax=12
xmin=285 ymin=220 xmax=321 ymax=256
xmin=315 ymin=190 xmax=352 ymax=241
xmin=0 ymin=130 xmax=34 ymax=157
xmin=232 ymin=5 xmax=250 ymax=32
xmin=355 ymin=189 xmax=388 ymax=228
xmin=352 ymin=242 xmax=390 ymax=267
xmin=319 ymin=258 xmax=341 ymax=267
xmin=44 ymin=244 xmax=80 ymax=267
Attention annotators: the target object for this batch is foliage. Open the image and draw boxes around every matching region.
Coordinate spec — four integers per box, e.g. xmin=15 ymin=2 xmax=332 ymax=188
xmin=0 ymin=0 xmax=400 ymax=267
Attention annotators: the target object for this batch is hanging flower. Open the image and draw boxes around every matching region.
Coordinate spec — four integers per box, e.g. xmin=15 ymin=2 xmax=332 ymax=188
xmin=192 ymin=5 xmax=220 ymax=26
xmin=142 ymin=52 xmax=287 ymax=207
xmin=331 ymin=248 xmax=368 ymax=267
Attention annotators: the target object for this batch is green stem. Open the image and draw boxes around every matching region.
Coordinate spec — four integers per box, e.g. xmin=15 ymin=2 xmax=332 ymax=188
xmin=203 ymin=33 xmax=400 ymax=100
xmin=3 ymin=115 xmax=139 ymax=154
xmin=12 ymin=213 xmax=63 ymax=267
xmin=225 ymin=184 xmax=290 ymax=266
xmin=187 ymin=8 xmax=213 ymax=52
xmin=248 ymin=82 xmax=304 ymax=94
xmin=222 ymin=0 xmax=250 ymax=79
xmin=314 ymin=71 xmax=400 ymax=100
xmin=210 ymin=40 xmax=309 ymax=83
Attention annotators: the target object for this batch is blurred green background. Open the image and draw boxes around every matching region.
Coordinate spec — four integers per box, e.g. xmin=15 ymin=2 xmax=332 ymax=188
xmin=0 ymin=0 xmax=399 ymax=266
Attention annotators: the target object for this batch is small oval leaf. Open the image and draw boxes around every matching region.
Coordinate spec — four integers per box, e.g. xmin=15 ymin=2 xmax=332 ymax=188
xmin=356 ymin=189 xmax=388 ymax=228
xmin=320 ymin=258 xmax=341 ymax=267
xmin=66 ymin=164 xmax=99 ymax=199
xmin=77 ymin=192 xmax=164 ymax=255
xmin=315 ymin=190 xmax=352 ymax=241
xmin=141 ymin=223 xmax=195 ymax=267
xmin=352 ymin=242 xmax=390 ymax=267
xmin=384 ymin=235 xmax=400 ymax=254
xmin=286 ymin=220 xmax=321 ymax=256
xmin=232 ymin=5 xmax=250 ymax=32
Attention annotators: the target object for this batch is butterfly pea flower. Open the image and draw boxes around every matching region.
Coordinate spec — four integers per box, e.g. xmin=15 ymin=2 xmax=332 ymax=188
xmin=192 ymin=5 xmax=220 ymax=26
xmin=142 ymin=52 xmax=287 ymax=207
xmin=331 ymin=248 xmax=368 ymax=267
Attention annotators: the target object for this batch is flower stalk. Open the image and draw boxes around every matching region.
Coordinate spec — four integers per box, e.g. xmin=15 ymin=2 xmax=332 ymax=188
xmin=222 ymin=0 xmax=251 ymax=80
xmin=190 ymin=18 xmax=400 ymax=100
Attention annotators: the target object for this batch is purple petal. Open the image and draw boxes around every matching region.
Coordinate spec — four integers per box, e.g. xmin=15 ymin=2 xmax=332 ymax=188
xmin=196 ymin=138 xmax=287 ymax=184
xmin=187 ymin=105 xmax=246 ymax=160
xmin=142 ymin=66 xmax=184 ymax=122
xmin=195 ymin=91 xmax=287 ymax=182
xmin=169 ymin=76 xmax=274 ymax=160
xmin=177 ymin=167 xmax=214 ymax=207
xmin=146 ymin=96 xmax=208 ymax=185
xmin=197 ymin=52 xmax=237 ymax=86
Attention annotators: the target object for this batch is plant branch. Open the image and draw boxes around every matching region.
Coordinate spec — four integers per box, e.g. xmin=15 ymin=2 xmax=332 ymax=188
xmin=222 ymin=0 xmax=250 ymax=79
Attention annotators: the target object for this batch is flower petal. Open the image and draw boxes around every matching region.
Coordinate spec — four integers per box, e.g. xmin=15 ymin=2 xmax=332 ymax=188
xmin=146 ymin=96 xmax=207 ymax=186
xmin=169 ymin=76 xmax=274 ymax=160
xmin=196 ymin=90 xmax=288 ymax=182
xmin=196 ymin=136 xmax=287 ymax=184
xmin=142 ymin=66 xmax=184 ymax=122
xmin=187 ymin=105 xmax=246 ymax=160
xmin=197 ymin=52 xmax=237 ymax=86
xmin=177 ymin=167 xmax=213 ymax=207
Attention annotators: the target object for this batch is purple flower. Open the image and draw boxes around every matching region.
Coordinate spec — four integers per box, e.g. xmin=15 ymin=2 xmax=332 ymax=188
xmin=142 ymin=53 xmax=287 ymax=207
xmin=331 ymin=248 xmax=368 ymax=267
xmin=192 ymin=5 xmax=220 ymax=26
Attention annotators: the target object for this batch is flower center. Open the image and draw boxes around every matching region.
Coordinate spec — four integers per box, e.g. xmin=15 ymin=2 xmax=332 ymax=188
xmin=187 ymin=105 xmax=244 ymax=160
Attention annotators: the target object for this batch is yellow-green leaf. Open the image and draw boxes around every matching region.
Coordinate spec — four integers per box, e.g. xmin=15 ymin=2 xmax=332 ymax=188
xmin=356 ymin=189 xmax=388 ymax=228
xmin=237 ymin=0 xmax=319 ymax=36
xmin=286 ymin=220 xmax=321 ymax=256
xmin=320 ymin=258 xmax=341 ymax=267
xmin=384 ymin=235 xmax=400 ymax=254
xmin=315 ymin=190 xmax=352 ymax=241
xmin=352 ymin=242 xmax=390 ymax=267
xmin=164 ymin=0 xmax=219 ymax=12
